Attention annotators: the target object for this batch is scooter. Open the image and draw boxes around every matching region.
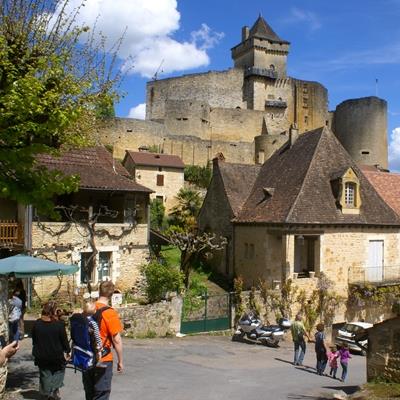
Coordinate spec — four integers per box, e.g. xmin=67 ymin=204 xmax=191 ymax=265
xmin=232 ymin=312 xmax=291 ymax=347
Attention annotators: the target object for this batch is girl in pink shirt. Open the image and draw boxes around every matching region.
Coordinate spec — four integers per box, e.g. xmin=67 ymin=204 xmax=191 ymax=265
xmin=327 ymin=345 xmax=339 ymax=379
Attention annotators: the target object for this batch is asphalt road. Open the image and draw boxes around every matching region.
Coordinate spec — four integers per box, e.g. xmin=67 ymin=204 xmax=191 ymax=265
xmin=7 ymin=335 xmax=366 ymax=400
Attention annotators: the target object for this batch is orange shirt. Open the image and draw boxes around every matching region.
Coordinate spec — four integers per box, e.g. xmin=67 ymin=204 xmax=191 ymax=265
xmin=95 ymin=301 xmax=123 ymax=362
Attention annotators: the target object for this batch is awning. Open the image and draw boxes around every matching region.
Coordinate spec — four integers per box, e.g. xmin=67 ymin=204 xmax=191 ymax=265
xmin=0 ymin=255 xmax=79 ymax=278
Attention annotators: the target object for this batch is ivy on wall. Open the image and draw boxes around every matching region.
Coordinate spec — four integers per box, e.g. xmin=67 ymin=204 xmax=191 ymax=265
xmin=347 ymin=283 xmax=400 ymax=308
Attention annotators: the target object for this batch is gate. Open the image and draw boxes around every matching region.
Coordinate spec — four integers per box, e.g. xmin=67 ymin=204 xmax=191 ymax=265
xmin=180 ymin=292 xmax=231 ymax=334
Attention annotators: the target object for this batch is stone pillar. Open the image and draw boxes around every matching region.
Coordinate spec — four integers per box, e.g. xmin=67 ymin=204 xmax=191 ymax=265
xmin=0 ymin=277 xmax=8 ymax=394
xmin=282 ymin=234 xmax=295 ymax=280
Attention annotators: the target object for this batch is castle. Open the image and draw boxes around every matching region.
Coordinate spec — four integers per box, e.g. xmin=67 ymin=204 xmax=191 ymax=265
xmin=99 ymin=15 xmax=389 ymax=170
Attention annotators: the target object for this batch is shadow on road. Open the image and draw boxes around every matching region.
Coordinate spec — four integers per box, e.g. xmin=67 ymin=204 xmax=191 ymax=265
xmin=323 ymin=385 xmax=359 ymax=395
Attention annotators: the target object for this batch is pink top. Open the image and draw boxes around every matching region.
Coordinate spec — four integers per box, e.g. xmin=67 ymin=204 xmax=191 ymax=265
xmin=339 ymin=348 xmax=351 ymax=364
xmin=327 ymin=351 xmax=339 ymax=368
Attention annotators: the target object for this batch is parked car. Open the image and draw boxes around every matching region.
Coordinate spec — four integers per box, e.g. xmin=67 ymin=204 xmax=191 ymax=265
xmin=335 ymin=321 xmax=373 ymax=356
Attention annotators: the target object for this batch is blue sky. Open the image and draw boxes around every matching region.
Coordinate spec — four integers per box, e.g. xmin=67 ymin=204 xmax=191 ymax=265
xmin=65 ymin=0 xmax=400 ymax=170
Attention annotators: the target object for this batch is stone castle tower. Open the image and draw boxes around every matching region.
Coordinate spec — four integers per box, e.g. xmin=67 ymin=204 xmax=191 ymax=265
xmin=98 ymin=15 xmax=389 ymax=169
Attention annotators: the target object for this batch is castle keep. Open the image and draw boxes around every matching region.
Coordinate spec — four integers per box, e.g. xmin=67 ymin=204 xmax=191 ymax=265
xmin=99 ymin=15 xmax=389 ymax=169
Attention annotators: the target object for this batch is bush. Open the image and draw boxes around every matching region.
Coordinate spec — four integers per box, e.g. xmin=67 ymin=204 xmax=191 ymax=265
xmin=142 ymin=262 xmax=183 ymax=303
xmin=184 ymin=164 xmax=212 ymax=189
xmin=150 ymin=199 xmax=166 ymax=230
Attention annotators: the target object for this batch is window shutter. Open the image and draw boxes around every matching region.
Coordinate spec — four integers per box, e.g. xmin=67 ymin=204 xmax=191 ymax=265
xmin=157 ymin=174 xmax=164 ymax=186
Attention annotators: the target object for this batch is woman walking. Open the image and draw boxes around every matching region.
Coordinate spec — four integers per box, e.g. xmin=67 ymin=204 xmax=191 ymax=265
xmin=32 ymin=302 xmax=71 ymax=400
xmin=314 ymin=323 xmax=329 ymax=375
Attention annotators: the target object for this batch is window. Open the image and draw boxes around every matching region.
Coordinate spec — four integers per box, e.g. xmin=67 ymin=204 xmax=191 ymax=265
xmin=304 ymin=115 xmax=309 ymax=124
xmin=156 ymin=195 xmax=164 ymax=203
xmin=98 ymin=252 xmax=112 ymax=282
xmin=80 ymin=251 xmax=112 ymax=284
xmin=345 ymin=182 xmax=356 ymax=207
xmin=294 ymin=235 xmax=319 ymax=277
xmin=80 ymin=252 xmax=95 ymax=284
xmin=244 ymin=243 xmax=249 ymax=258
xmin=244 ymin=243 xmax=255 ymax=259
xmin=156 ymin=174 xmax=164 ymax=186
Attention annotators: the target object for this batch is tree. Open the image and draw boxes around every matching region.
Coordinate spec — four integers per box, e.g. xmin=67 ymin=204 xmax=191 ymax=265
xmin=150 ymin=199 xmax=166 ymax=231
xmin=0 ymin=0 xmax=121 ymax=214
xmin=169 ymin=188 xmax=203 ymax=229
xmin=169 ymin=230 xmax=226 ymax=288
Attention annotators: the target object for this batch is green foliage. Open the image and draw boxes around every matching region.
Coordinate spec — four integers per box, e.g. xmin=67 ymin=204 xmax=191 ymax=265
xmin=169 ymin=187 xmax=203 ymax=229
xmin=297 ymin=273 xmax=342 ymax=332
xmin=147 ymin=145 xmax=160 ymax=153
xmin=142 ymin=261 xmax=183 ymax=303
xmin=249 ymin=286 xmax=261 ymax=317
xmin=348 ymin=283 xmax=400 ymax=309
xmin=277 ymin=279 xmax=298 ymax=319
xmin=233 ymin=276 xmax=245 ymax=326
xmin=0 ymin=0 xmax=120 ymax=214
xmin=258 ymin=279 xmax=280 ymax=324
xmin=150 ymin=199 xmax=166 ymax=230
xmin=184 ymin=164 xmax=212 ymax=189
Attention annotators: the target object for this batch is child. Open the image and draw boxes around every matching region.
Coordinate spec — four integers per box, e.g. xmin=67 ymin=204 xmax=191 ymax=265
xmin=339 ymin=343 xmax=352 ymax=382
xmin=83 ymin=302 xmax=106 ymax=368
xmin=327 ymin=345 xmax=339 ymax=379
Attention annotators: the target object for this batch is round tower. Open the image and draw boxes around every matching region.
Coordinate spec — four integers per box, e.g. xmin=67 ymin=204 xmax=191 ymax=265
xmin=333 ymin=96 xmax=388 ymax=169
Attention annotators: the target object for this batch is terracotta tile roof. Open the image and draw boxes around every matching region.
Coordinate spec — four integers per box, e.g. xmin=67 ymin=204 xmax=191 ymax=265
xmin=249 ymin=15 xmax=290 ymax=44
xmin=38 ymin=147 xmax=153 ymax=193
xmin=218 ymin=162 xmax=261 ymax=215
xmin=124 ymin=151 xmax=185 ymax=169
xmin=361 ymin=167 xmax=400 ymax=217
xmin=236 ymin=127 xmax=400 ymax=226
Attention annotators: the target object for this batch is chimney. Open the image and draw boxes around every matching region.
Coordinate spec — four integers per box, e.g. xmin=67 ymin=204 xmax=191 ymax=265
xmin=242 ymin=26 xmax=249 ymax=41
xmin=289 ymin=123 xmax=299 ymax=147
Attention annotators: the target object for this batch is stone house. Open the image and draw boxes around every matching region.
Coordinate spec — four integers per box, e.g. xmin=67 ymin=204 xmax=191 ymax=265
xmin=367 ymin=317 xmax=400 ymax=383
xmin=199 ymin=127 xmax=400 ymax=300
xmin=122 ymin=151 xmax=184 ymax=213
xmin=32 ymin=146 xmax=153 ymax=296
xmin=198 ymin=155 xmax=260 ymax=277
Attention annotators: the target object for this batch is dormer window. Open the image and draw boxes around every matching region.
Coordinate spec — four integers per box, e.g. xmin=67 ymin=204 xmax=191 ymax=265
xmin=331 ymin=167 xmax=361 ymax=215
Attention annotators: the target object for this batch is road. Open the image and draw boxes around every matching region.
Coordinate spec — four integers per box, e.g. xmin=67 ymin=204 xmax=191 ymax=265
xmin=7 ymin=335 xmax=366 ymax=400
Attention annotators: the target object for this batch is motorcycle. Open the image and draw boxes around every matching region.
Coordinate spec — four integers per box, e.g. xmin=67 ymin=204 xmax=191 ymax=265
xmin=232 ymin=312 xmax=291 ymax=347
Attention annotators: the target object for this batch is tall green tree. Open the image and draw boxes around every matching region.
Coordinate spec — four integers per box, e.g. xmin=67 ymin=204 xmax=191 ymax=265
xmin=169 ymin=187 xmax=203 ymax=229
xmin=0 ymin=0 xmax=121 ymax=214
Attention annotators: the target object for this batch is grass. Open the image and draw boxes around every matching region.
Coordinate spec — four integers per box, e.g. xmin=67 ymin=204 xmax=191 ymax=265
xmin=160 ymin=245 xmax=181 ymax=268
xmin=160 ymin=245 xmax=231 ymax=294
xmin=357 ymin=382 xmax=400 ymax=399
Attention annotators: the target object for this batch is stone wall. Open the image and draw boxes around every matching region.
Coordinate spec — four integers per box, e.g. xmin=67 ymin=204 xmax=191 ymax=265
xmin=146 ymin=69 xmax=245 ymax=120
xmin=367 ymin=317 xmax=400 ymax=383
xmin=117 ymin=296 xmax=182 ymax=338
xmin=0 ymin=278 xmax=8 ymax=394
xmin=130 ymin=166 xmax=184 ymax=212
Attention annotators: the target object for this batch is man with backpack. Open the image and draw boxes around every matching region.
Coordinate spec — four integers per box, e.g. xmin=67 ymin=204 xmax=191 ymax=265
xmin=81 ymin=281 xmax=123 ymax=400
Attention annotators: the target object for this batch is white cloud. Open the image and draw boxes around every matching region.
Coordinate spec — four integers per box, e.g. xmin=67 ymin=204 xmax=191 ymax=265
xmin=283 ymin=7 xmax=321 ymax=32
xmin=128 ymin=103 xmax=146 ymax=119
xmin=389 ymin=127 xmax=400 ymax=171
xmin=55 ymin=0 xmax=223 ymax=78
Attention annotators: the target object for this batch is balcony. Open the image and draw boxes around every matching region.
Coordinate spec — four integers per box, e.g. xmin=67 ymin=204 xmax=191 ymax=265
xmin=265 ymin=100 xmax=287 ymax=108
xmin=0 ymin=220 xmax=24 ymax=248
xmin=348 ymin=265 xmax=400 ymax=285
xmin=244 ymin=67 xmax=278 ymax=79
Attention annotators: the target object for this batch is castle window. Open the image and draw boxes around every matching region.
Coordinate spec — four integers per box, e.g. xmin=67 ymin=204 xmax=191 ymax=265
xmin=345 ymin=182 xmax=356 ymax=207
xmin=304 ymin=115 xmax=309 ymax=124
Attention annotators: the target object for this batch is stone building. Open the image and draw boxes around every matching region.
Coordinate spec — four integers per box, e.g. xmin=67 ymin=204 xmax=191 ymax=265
xmin=32 ymin=146 xmax=153 ymax=296
xmin=97 ymin=16 xmax=388 ymax=170
xmin=122 ymin=151 xmax=184 ymax=212
xmin=199 ymin=127 xmax=400 ymax=298
xmin=367 ymin=317 xmax=400 ymax=383
xmin=198 ymin=155 xmax=260 ymax=277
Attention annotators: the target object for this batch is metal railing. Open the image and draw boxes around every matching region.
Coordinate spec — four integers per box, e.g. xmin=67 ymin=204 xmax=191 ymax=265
xmin=348 ymin=265 xmax=400 ymax=285
xmin=0 ymin=220 xmax=23 ymax=246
